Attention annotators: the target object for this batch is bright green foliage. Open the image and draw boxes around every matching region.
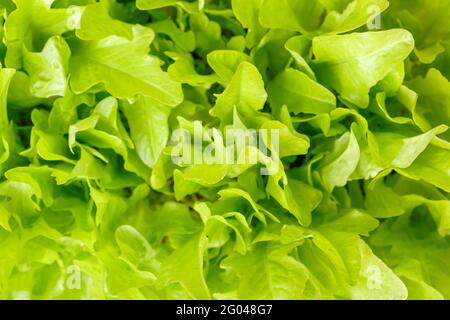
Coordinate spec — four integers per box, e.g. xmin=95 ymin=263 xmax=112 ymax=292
xmin=0 ymin=0 xmax=449 ymax=300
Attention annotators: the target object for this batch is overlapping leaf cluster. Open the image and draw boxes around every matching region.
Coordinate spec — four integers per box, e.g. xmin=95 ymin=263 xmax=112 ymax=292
xmin=0 ymin=0 xmax=449 ymax=300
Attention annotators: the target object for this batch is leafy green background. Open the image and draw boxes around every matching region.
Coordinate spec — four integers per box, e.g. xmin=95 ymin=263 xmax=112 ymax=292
xmin=0 ymin=0 xmax=449 ymax=300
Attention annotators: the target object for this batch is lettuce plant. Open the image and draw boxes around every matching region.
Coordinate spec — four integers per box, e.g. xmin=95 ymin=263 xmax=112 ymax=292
xmin=0 ymin=0 xmax=449 ymax=300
